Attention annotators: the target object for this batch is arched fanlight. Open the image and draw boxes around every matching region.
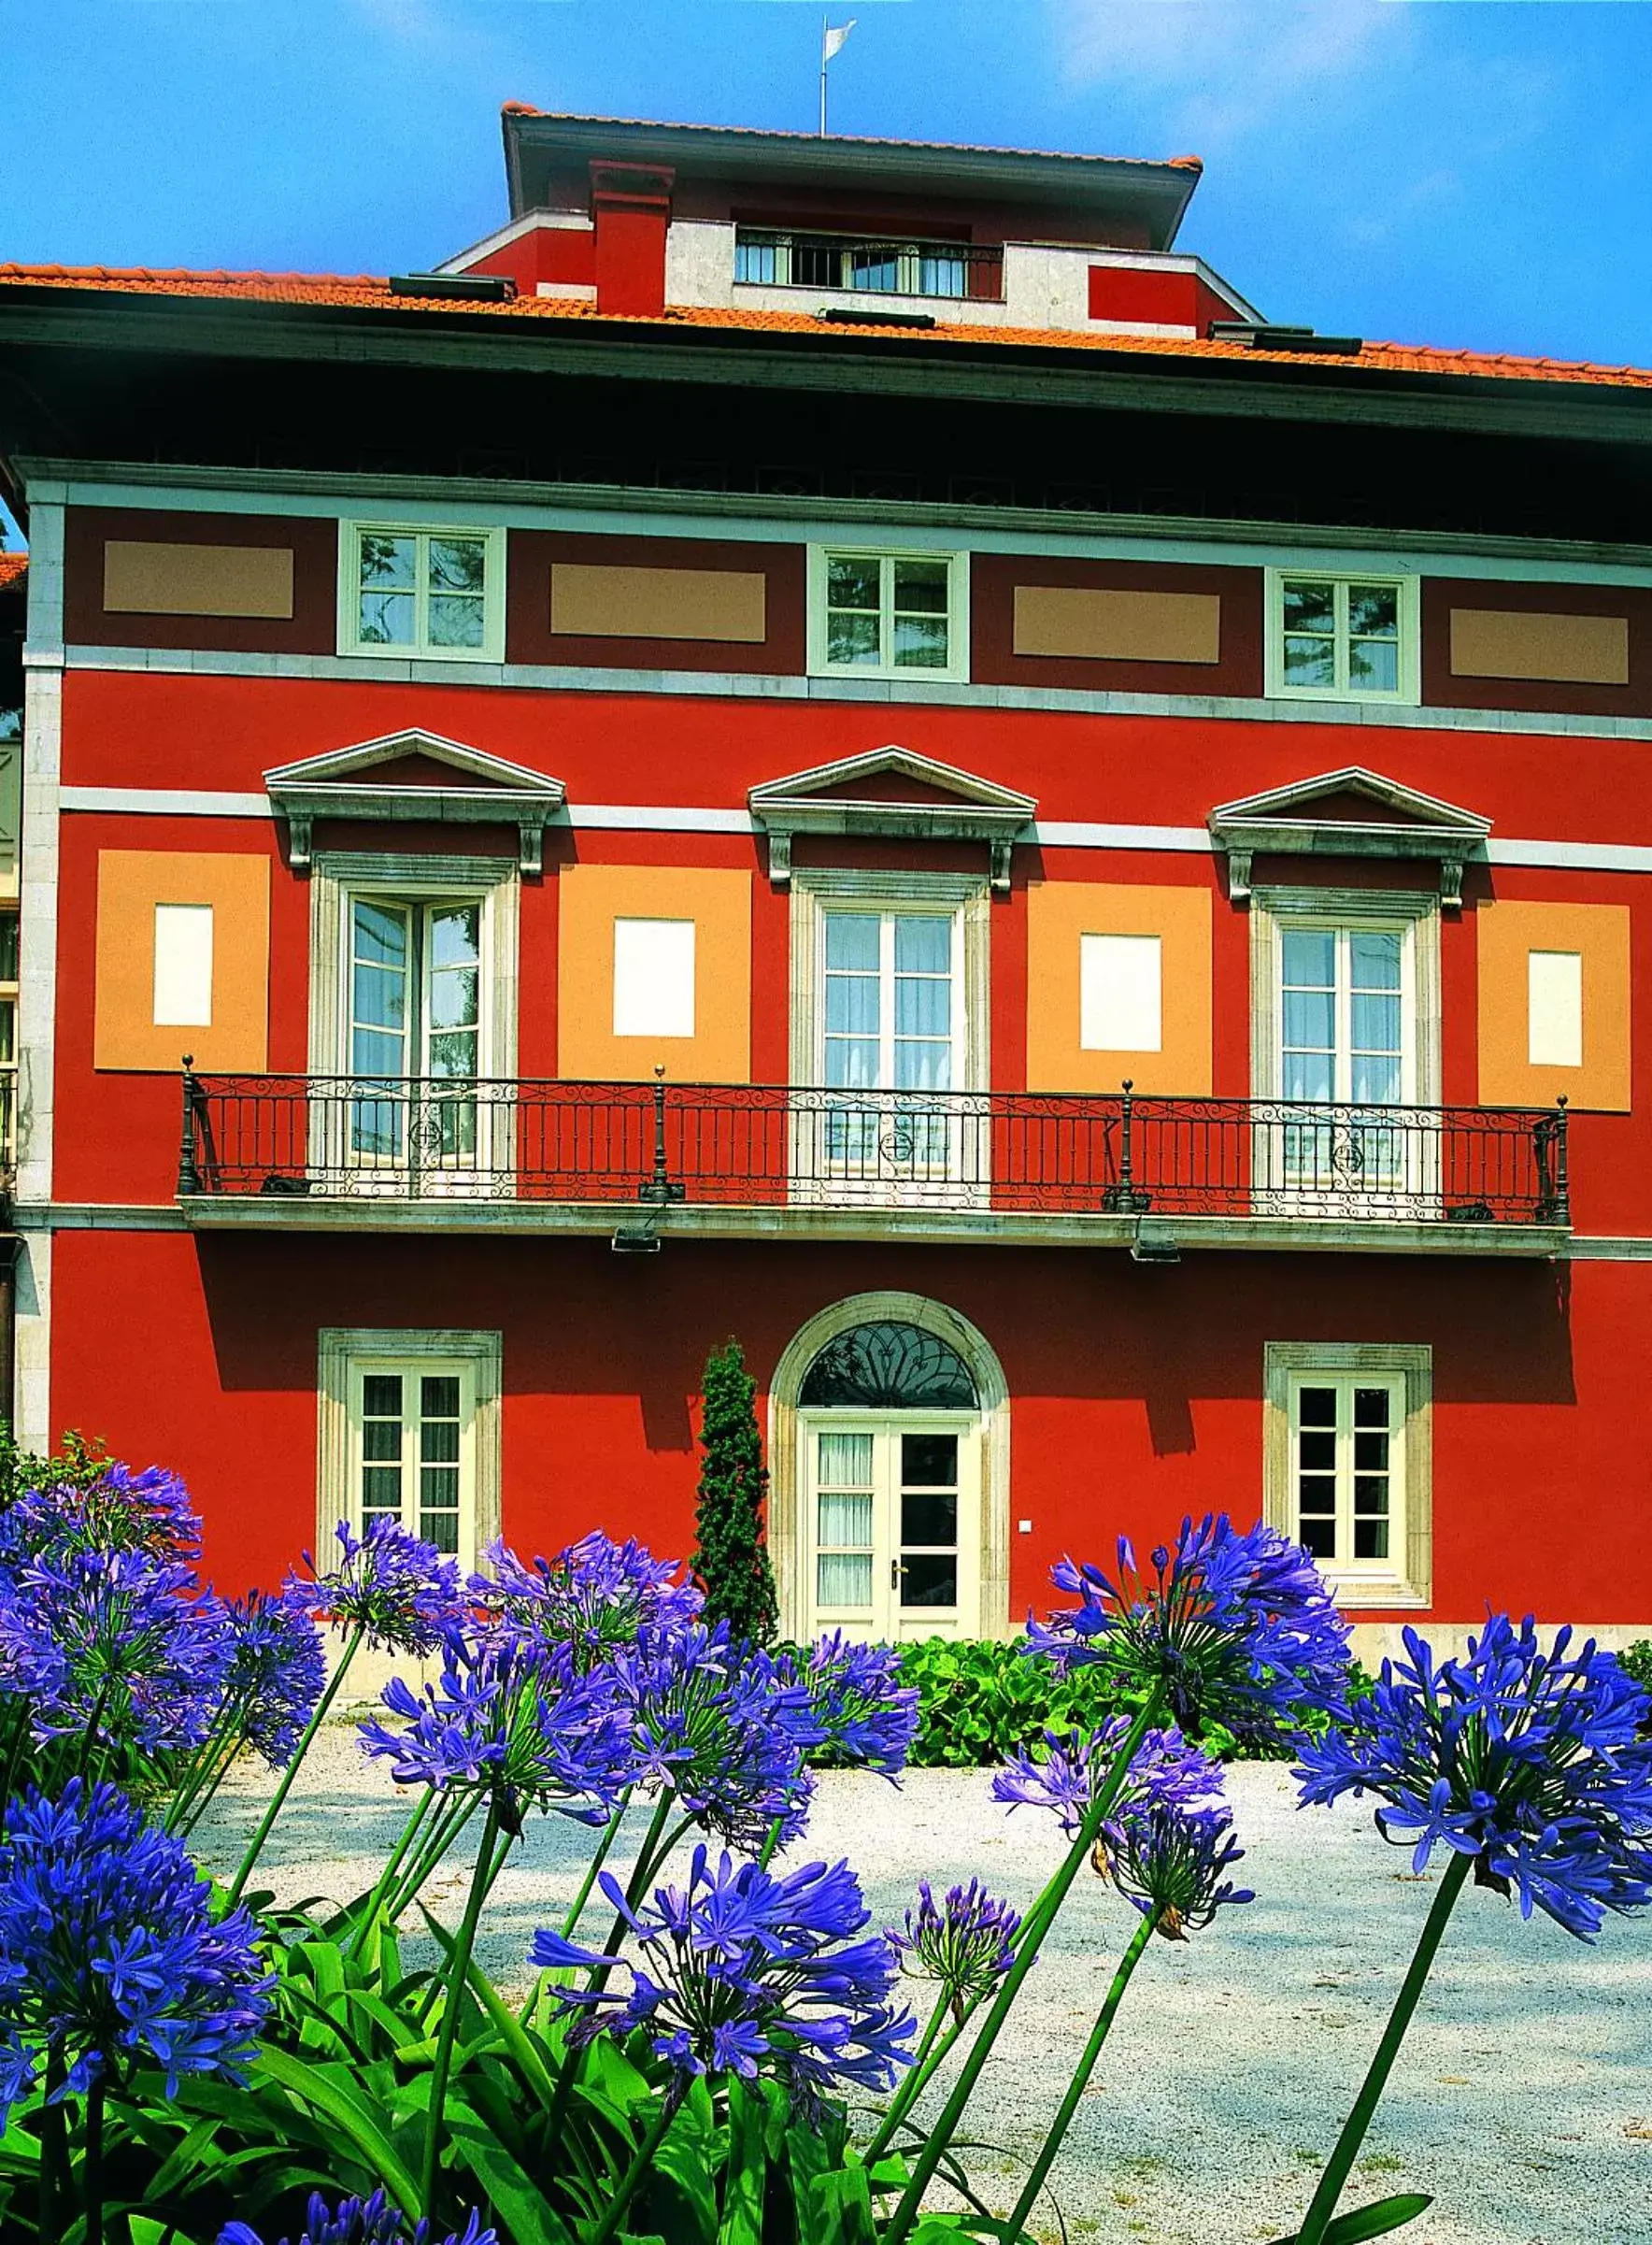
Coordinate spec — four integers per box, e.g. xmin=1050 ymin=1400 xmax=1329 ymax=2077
xmin=798 ymin=1321 xmax=979 ymax=1410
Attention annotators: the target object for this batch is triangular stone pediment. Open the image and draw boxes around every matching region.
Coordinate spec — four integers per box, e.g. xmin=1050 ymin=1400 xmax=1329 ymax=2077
xmin=264 ymin=730 xmax=563 ymax=799
xmin=1208 ymin=767 xmax=1489 ymax=911
xmin=264 ymin=731 xmax=565 ymax=878
xmin=748 ymin=748 xmax=1035 ymax=895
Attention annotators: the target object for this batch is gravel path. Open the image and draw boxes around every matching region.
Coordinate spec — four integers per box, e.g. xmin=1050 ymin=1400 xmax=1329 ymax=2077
xmin=193 ymin=1727 xmax=1652 ymax=2245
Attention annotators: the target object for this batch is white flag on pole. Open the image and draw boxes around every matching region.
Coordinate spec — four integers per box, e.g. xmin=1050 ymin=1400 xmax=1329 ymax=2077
xmin=823 ymin=21 xmax=857 ymax=63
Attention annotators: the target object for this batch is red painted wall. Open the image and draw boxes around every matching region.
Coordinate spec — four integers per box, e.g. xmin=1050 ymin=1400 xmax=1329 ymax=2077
xmin=44 ymin=1228 xmax=1647 ymax=1628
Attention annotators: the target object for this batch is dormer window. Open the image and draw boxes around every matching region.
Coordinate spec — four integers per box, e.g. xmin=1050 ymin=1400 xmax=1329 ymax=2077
xmin=1266 ymin=570 xmax=1418 ymax=705
xmin=339 ymin=523 xmax=506 ymax=662
xmin=733 ymin=229 xmax=1000 ymax=304
xmin=807 ymin=548 xmax=968 ymax=681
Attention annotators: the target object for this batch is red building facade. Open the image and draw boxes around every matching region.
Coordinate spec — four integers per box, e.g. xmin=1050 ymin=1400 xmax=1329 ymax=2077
xmin=3 ymin=112 xmax=1651 ymax=1655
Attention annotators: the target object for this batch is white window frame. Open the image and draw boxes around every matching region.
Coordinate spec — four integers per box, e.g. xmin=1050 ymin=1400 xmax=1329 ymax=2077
xmin=317 ymin=1326 xmax=503 ymax=1579
xmin=805 ymin=546 xmax=969 ymax=683
xmin=1263 ymin=1342 xmax=1431 ymax=1608
xmin=337 ymin=522 xmax=506 ymax=663
xmin=1264 ymin=569 xmax=1420 ymax=706
xmin=800 ymin=1409 xmax=983 ymax=1639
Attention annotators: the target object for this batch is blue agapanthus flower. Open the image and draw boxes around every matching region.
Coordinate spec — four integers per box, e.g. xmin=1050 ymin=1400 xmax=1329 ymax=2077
xmin=292 ymin=1518 xmax=465 ymax=1656
xmin=607 ymin=1621 xmax=815 ymax=1853
xmin=473 ymin=1530 xmax=703 ymax=1669
xmin=0 ymin=1546 xmax=231 ymax=1757
xmin=219 ymin=2191 xmax=495 ymax=2245
xmin=0 ymin=1462 xmax=202 ymax=1568
xmin=220 ymin=1589 xmax=328 ymax=1768
xmin=1027 ymin=1516 xmax=1351 ymax=1745
xmin=770 ymin=1634 xmax=920 ymax=1779
xmin=533 ymin=1843 xmax=913 ymax=2110
xmin=992 ymin=1718 xmax=1225 ymax=1839
xmin=1296 ymin=1615 xmax=1652 ymax=1941
xmin=1099 ymin=1799 xmax=1254 ymax=1940
xmin=890 ymin=1879 xmax=1019 ymax=2016
xmin=358 ymin=1630 xmax=634 ymax=1832
xmin=0 ymin=1780 xmax=272 ymax=2121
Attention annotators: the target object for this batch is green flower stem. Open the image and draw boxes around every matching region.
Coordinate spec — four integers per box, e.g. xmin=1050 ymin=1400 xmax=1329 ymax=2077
xmin=881 ymin=1690 xmax=1164 ymax=2245
xmin=585 ymin=2088 xmax=677 ymax=2245
xmin=166 ymin=1731 xmax=240 ymax=1836
xmin=1294 ymin=1849 xmax=1474 ymax=2245
xmin=348 ymin=1789 xmax=434 ymax=1959
xmin=77 ymin=1673 xmax=119 ymax=1782
xmin=419 ymin=1797 xmax=504 ymax=2219
xmin=862 ymin=1986 xmax=954 ymax=2166
xmin=391 ymin=1793 xmax=477 ymax=1920
xmin=227 ymin=1622 xmax=365 ymax=1907
xmin=756 ymin=1812 xmax=785 ymax=1871
xmin=0 ymin=1704 xmax=30 ymax=1836
xmin=37 ymin=2050 xmax=65 ymax=2245
xmin=560 ymin=1789 xmax=632 ymax=1939
xmin=589 ymin=1790 xmax=675 ymax=1984
xmin=1005 ymin=1906 xmax=1158 ymax=2239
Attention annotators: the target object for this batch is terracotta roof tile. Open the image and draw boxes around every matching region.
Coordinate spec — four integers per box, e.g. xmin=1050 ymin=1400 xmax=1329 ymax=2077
xmin=0 ymin=551 xmax=25 ymax=593
xmin=0 ymin=262 xmax=1648 ymax=393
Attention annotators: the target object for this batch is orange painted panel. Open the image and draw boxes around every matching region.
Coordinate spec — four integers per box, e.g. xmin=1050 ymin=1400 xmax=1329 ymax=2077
xmin=557 ymin=863 xmax=750 ymax=1083
xmin=1476 ymin=898 xmax=1631 ymax=1112
xmin=94 ymin=851 xmax=270 ymax=1072
xmin=1025 ymin=880 xmax=1212 ymax=1094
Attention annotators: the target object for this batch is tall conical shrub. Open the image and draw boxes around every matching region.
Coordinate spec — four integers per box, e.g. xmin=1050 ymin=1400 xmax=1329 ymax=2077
xmin=691 ymin=1338 xmax=778 ymax=1646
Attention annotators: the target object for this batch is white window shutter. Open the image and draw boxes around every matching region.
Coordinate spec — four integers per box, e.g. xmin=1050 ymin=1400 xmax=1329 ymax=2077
xmin=152 ymin=903 xmax=215 ymax=1026
xmin=1528 ymin=950 xmax=1583 ymax=1067
xmin=1079 ymin=932 xmax=1162 ymax=1052
xmin=613 ymin=918 xmax=696 ymax=1038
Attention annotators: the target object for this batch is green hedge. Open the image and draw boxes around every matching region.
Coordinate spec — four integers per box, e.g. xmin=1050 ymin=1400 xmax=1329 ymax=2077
xmin=1621 ymin=1638 xmax=1652 ymax=1693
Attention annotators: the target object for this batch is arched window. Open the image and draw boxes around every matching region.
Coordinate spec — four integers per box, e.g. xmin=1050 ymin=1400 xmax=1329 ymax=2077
xmin=798 ymin=1321 xmax=979 ymax=1411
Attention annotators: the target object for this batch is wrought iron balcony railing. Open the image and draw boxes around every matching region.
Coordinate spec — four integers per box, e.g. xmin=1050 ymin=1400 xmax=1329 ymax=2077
xmin=733 ymin=228 xmax=1005 ymax=303
xmin=177 ymin=1071 xmax=1572 ymax=1230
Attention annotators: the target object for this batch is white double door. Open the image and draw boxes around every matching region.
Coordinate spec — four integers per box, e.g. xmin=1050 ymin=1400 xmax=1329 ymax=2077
xmin=803 ymin=1412 xmax=981 ymax=1639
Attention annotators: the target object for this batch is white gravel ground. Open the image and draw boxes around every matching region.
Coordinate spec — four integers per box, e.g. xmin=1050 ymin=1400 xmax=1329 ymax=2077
xmin=192 ymin=1727 xmax=1652 ymax=2245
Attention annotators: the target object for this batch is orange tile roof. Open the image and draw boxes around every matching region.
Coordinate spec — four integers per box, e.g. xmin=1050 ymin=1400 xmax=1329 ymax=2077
xmin=1 ymin=262 xmax=1649 ymax=393
xmin=0 ymin=551 xmax=25 ymax=593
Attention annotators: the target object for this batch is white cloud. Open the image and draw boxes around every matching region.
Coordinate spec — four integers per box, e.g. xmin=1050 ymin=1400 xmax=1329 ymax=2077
xmin=1047 ymin=0 xmax=1415 ymax=149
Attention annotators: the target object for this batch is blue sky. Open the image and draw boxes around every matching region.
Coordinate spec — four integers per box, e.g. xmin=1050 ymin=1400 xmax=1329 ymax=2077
xmin=1 ymin=2 xmax=1650 ymax=365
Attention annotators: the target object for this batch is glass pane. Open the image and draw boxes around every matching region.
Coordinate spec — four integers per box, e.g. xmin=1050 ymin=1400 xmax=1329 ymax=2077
xmin=793 ymin=242 xmax=844 ymax=288
xmin=353 ymin=965 xmax=406 ymax=1035
xmin=1283 ymin=990 xmax=1335 ymax=1051
xmin=892 ymin=614 xmax=949 ymax=669
xmin=894 ymin=1041 xmax=952 ymax=1092
xmin=901 ymin=1554 xmax=957 ymax=1608
xmin=421 ymin=1505 xmax=460 ymax=1554
xmin=895 ymin=977 xmax=950 ymax=1037
xmin=1354 ymin=1387 xmax=1391 ymax=1427
xmin=363 ymin=1373 xmax=403 ymax=1415
xmin=1348 ymin=638 xmax=1398 ymax=693
xmin=825 ymin=913 xmax=881 ymax=971
xmin=428 ymin=1032 xmax=479 ymax=1082
xmin=359 ymin=534 xmax=416 ymax=590
xmin=1282 ymin=928 xmax=1336 ymax=987
xmin=825 ymin=975 xmax=880 ymax=1037
xmin=817 ymin=1430 xmax=874 ymax=1486
xmin=429 ymin=538 xmax=486 ymax=593
xmin=818 ymin=1553 xmax=873 ymax=1608
xmin=1354 ymin=1475 xmax=1389 ymax=1514
xmin=919 ymin=256 xmax=965 ymax=298
xmin=1282 ymin=1052 xmax=1333 ymax=1104
xmin=902 ymin=1492 xmax=957 ymax=1547
xmin=1297 ymin=1475 xmax=1336 ymax=1517
xmin=1298 ymin=1387 xmax=1338 ymax=1427
xmin=892 ymin=560 xmax=950 ymax=614
xmin=359 ymin=591 xmax=415 ymax=646
xmin=849 ymin=247 xmax=900 ymax=293
xmin=902 ymin=1433 xmax=958 ymax=1487
xmin=1283 ymin=636 xmax=1335 ymax=686
xmin=428 ymin=972 xmax=480 ymax=1034
xmin=894 ymin=917 xmax=950 ymax=974
xmin=1353 ymin=1430 xmax=1389 ymax=1471
xmin=1351 ymin=992 xmax=1402 ymax=1052
xmin=1298 ymin=1430 xmax=1335 ymax=1471
xmin=1347 ymin=585 xmax=1399 ymax=636
xmin=824 ymin=1037 xmax=880 ymax=1090
xmin=430 ymin=907 xmax=480 ymax=970
xmin=800 ymin=1323 xmax=978 ymax=1410
xmin=362 ymin=1466 xmax=402 ymax=1514
xmin=1349 ymin=932 xmax=1403 ymax=990
xmin=826 ymin=556 xmax=880 ymax=611
xmin=1300 ymin=1518 xmax=1335 ymax=1558
xmin=429 ymin=595 xmax=486 ymax=650
xmin=1282 ymin=581 xmax=1334 ymax=634
xmin=353 ymin=901 xmax=408 ymax=970
xmin=1353 ymin=1520 xmax=1390 ymax=1561
xmin=826 ymin=611 xmax=880 ymax=666
xmin=1350 ymin=1052 xmax=1403 ymax=1105
xmin=420 ymin=1373 xmax=461 ymax=1418
xmin=817 ymin=1492 xmax=875 ymax=1551
xmin=363 ymin=1419 xmax=401 ymax=1463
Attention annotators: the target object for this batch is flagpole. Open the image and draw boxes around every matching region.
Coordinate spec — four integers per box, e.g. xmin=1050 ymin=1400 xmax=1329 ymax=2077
xmin=820 ymin=11 xmax=829 ymax=136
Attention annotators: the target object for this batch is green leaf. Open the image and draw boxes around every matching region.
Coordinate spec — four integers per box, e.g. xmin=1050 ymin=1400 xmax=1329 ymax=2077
xmin=128 ymin=2220 xmax=207 ymax=2245
xmin=648 ymin=2076 xmax=719 ymax=2245
xmin=444 ymin=2099 xmax=577 ymax=2245
xmin=805 ymin=2166 xmax=878 ymax=2245
xmin=716 ymin=2078 xmax=765 ymax=2245
xmin=1267 ymin=2195 xmax=1434 ymax=2245
xmin=143 ymin=2114 xmax=226 ymax=2198
xmin=250 ymin=2045 xmax=422 ymax=2216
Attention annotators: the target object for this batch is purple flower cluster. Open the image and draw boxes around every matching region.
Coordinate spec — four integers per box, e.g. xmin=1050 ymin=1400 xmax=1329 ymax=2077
xmin=533 ymin=1843 xmax=912 ymax=2109
xmin=1028 ymin=1516 xmax=1351 ymax=1745
xmin=359 ymin=1632 xmax=634 ymax=1831
xmin=220 ymin=2194 xmax=494 ymax=2245
xmin=608 ymin=1622 xmax=815 ymax=1853
xmin=0 ymin=1780 xmax=271 ymax=2119
xmin=221 ymin=1590 xmax=328 ymax=1769
xmin=0 ymin=1462 xmax=201 ymax=1567
xmin=0 ymin=1546 xmax=231 ymax=1758
xmin=1099 ymin=1802 xmax=1254 ymax=1940
xmin=890 ymin=1880 xmax=1019 ymax=2012
xmin=1296 ymin=1615 xmax=1652 ymax=1940
xmin=992 ymin=1719 xmax=1225 ymax=1839
xmin=292 ymin=1519 xmax=465 ymax=1657
xmin=771 ymin=1634 xmax=920 ymax=1779
xmin=474 ymin=1530 xmax=703 ymax=1668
